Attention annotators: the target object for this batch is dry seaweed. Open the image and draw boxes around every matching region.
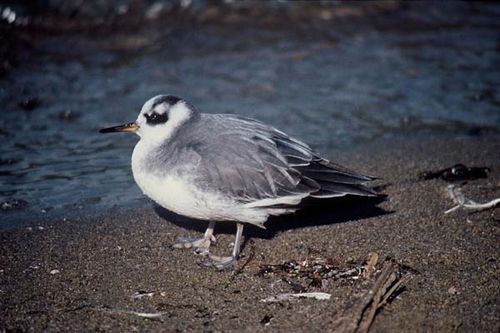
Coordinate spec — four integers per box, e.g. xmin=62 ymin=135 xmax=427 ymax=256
xmin=419 ymin=164 xmax=490 ymax=182
xmin=257 ymin=256 xmax=364 ymax=291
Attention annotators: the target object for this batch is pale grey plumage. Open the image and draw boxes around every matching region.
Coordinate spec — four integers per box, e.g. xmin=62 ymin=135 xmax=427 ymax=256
xmin=142 ymin=110 xmax=376 ymax=209
xmin=100 ymin=94 xmax=378 ymax=269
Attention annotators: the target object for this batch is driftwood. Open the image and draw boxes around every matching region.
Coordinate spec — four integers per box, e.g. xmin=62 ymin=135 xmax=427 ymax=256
xmin=330 ymin=255 xmax=410 ymax=333
xmin=445 ymin=184 xmax=500 ymax=214
xmin=362 ymin=253 xmax=379 ymax=279
xmin=93 ymin=306 xmax=167 ymax=318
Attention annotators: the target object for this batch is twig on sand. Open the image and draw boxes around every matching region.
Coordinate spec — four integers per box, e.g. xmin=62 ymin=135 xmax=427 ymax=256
xmin=261 ymin=292 xmax=331 ymax=303
xmin=362 ymin=253 xmax=379 ymax=279
xmin=330 ymin=261 xmax=409 ymax=333
xmin=445 ymin=184 xmax=500 ymax=214
xmin=377 ymin=274 xmax=411 ymax=310
xmin=93 ymin=307 xmax=167 ymax=318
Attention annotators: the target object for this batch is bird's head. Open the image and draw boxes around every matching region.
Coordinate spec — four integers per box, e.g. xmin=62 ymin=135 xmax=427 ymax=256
xmin=99 ymin=95 xmax=197 ymax=144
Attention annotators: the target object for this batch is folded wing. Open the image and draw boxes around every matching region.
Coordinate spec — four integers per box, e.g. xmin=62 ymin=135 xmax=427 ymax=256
xmin=190 ymin=114 xmax=377 ymax=211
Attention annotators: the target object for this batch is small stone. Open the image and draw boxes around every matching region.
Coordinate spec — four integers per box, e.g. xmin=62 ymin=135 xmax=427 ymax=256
xmin=260 ymin=314 xmax=274 ymax=326
xmin=50 ymin=269 xmax=60 ymax=275
xmin=448 ymin=286 xmax=458 ymax=295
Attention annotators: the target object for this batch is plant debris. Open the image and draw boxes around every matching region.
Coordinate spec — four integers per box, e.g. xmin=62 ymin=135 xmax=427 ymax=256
xmin=96 ymin=307 xmax=167 ymax=318
xmin=261 ymin=292 xmax=331 ymax=303
xmin=445 ymin=184 xmax=500 ymax=214
xmin=419 ymin=163 xmax=490 ymax=182
xmin=258 ymin=256 xmax=364 ymax=289
xmin=330 ymin=259 xmax=411 ymax=333
xmin=131 ymin=291 xmax=155 ymax=299
xmin=257 ymin=255 xmax=382 ymax=295
xmin=362 ymin=253 xmax=379 ymax=279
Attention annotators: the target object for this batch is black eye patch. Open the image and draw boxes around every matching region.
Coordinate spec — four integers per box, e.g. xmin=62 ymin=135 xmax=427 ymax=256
xmin=144 ymin=112 xmax=168 ymax=125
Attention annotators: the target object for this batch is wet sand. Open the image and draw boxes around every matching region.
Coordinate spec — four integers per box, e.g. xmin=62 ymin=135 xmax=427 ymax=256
xmin=1 ymin=134 xmax=499 ymax=332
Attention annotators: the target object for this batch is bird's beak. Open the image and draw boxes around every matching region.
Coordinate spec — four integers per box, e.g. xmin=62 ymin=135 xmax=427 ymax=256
xmin=99 ymin=122 xmax=139 ymax=133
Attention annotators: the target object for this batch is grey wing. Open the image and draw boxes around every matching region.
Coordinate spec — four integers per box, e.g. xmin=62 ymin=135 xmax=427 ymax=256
xmin=190 ymin=116 xmax=318 ymax=203
xmin=191 ymin=114 xmax=376 ymax=209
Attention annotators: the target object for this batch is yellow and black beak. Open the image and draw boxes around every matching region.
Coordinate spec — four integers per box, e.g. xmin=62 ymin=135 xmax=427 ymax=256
xmin=99 ymin=122 xmax=139 ymax=133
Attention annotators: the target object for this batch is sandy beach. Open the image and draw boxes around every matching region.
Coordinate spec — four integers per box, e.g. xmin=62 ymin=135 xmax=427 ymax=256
xmin=1 ymin=134 xmax=498 ymax=332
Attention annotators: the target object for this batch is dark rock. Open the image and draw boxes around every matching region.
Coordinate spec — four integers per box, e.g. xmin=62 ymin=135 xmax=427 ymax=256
xmin=260 ymin=315 xmax=273 ymax=326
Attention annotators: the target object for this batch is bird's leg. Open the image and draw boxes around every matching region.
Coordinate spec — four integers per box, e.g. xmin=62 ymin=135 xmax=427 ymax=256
xmin=204 ymin=223 xmax=244 ymax=270
xmin=173 ymin=221 xmax=216 ymax=256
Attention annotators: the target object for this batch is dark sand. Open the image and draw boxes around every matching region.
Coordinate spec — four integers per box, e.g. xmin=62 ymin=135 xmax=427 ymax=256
xmin=1 ymin=134 xmax=499 ymax=332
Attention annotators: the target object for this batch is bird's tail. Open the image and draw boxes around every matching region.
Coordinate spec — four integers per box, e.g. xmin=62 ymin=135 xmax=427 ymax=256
xmin=299 ymin=159 xmax=379 ymax=199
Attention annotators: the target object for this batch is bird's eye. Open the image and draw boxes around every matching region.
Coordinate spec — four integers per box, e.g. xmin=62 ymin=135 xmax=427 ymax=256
xmin=144 ymin=112 xmax=168 ymax=125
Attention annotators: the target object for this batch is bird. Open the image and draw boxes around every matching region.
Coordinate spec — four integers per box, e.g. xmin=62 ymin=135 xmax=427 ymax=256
xmin=99 ymin=95 xmax=378 ymax=269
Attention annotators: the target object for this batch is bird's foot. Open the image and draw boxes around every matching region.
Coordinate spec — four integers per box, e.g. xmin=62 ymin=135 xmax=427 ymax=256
xmin=202 ymin=254 xmax=237 ymax=270
xmin=172 ymin=235 xmax=216 ymax=256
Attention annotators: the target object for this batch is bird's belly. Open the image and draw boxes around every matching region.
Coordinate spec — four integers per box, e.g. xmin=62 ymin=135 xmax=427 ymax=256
xmin=132 ymin=169 xmax=269 ymax=224
xmin=133 ymin=171 xmax=207 ymax=218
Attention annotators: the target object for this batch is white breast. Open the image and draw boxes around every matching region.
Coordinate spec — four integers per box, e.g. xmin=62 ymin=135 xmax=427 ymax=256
xmin=131 ymin=140 xmax=202 ymax=218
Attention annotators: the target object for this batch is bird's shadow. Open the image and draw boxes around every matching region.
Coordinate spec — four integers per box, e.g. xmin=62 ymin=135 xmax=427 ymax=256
xmin=153 ymin=196 xmax=390 ymax=248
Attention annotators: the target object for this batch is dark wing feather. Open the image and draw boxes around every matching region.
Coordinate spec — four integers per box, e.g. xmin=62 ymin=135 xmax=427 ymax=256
xmin=265 ymin=128 xmax=377 ymax=200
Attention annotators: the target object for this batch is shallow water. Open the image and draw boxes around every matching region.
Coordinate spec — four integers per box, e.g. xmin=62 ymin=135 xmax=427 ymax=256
xmin=1 ymin=3 xmax=499 ymax=227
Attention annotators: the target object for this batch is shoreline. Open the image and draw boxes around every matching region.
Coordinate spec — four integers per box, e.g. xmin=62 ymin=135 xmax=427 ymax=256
xmin=1 ymin=134 xmax=499 ymax=332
